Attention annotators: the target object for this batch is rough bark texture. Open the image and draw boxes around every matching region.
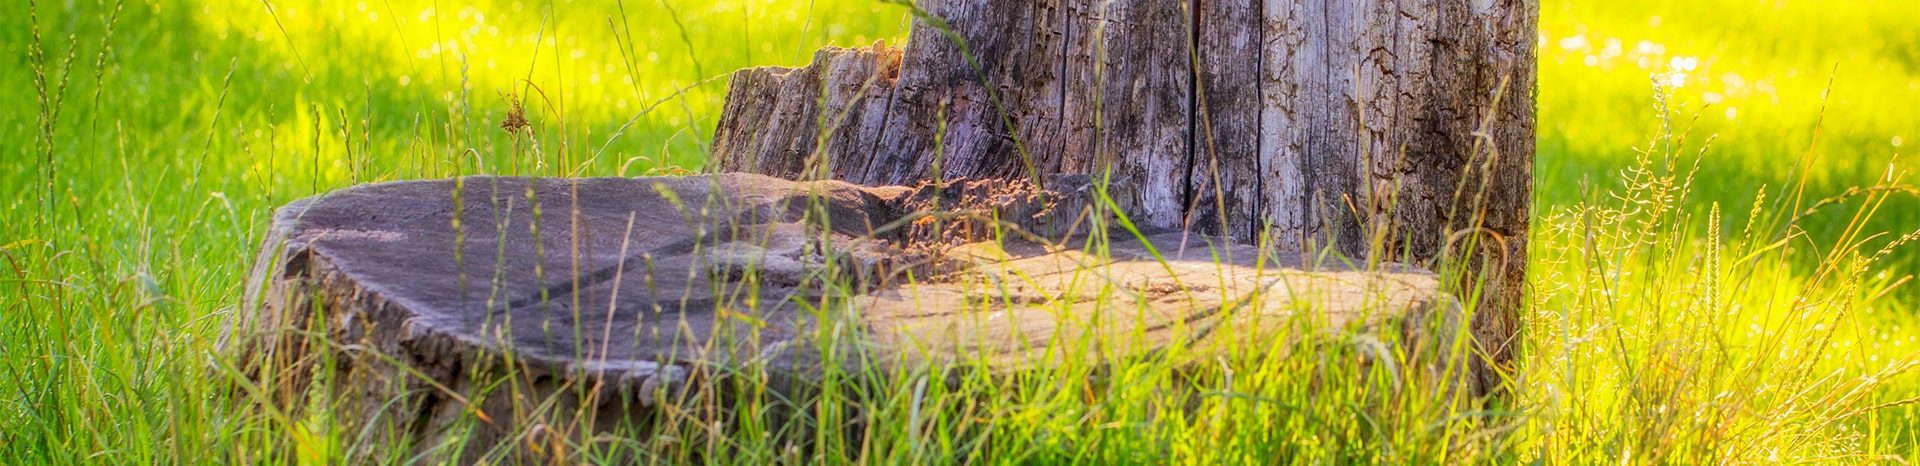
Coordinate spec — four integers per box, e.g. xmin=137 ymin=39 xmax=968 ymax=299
xmin=711 ymin=0 xmax=1536 ymax=391
xmin=228 ymin=174 xmax=1457 ymax=462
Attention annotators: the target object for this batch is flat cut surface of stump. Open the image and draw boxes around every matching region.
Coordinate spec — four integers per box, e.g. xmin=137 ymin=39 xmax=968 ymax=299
xmin=234 ymin=174 xmax=1456 ymax=423
xmin=239 ymin=174 xmax=917 ymax=381
xmin=867 ymin=234 xmax=1450 ymax=369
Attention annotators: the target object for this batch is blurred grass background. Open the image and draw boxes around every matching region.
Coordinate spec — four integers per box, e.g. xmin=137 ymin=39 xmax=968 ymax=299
xmin=1537 ymin=0 xmax=1920 ymax=277
xmin=3 ymin=0 xmax=1917 ymax=462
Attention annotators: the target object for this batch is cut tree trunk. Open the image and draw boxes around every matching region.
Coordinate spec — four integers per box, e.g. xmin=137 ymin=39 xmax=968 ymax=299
xmin=226 ymin=0 xmax=1535 ymax=460
xmin=711 ymin=0 xmax=1535 ymax=392
xmin=228 ymin=174 xmax=1461 ymax=463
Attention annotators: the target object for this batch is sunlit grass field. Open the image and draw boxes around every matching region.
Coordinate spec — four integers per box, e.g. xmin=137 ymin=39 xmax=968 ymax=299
xmin=4 ymin=0 xmax=1918 ymax=463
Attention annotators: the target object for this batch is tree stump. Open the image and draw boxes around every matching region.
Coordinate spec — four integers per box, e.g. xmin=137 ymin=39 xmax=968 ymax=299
xmin=229 ymin=174 xmax=1460 ymax=461
xmin=230 ymin=0 xmax=1536 ymax=459
xmin=711 ymin=0 xmax=1534 ymax=392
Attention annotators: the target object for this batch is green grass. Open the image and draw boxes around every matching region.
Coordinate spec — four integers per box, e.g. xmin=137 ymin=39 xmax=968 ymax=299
xmin=3 ymin=0 xmax=1918 ymax=463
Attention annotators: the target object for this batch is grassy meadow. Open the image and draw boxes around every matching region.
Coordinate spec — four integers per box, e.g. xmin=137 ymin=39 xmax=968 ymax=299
xmin=3 ymin=0 xmax=1917 ymax=463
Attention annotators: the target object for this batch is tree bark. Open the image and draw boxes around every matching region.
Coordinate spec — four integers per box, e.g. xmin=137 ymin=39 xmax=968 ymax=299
xmin=710 ymin=0 xmax=1536 ymax=390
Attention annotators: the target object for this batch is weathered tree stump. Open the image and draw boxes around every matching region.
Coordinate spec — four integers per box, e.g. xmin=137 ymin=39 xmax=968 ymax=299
xmin=229 ymin=174 xmax=1459 ymax=461
xmin=231 ymin=0 xmax=1536 ymax=459
xmin=711 ymin=0 xmax=1534 ymax=392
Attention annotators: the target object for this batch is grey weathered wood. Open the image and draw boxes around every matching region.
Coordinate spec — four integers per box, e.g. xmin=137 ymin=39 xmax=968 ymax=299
xmin=1194 ymin=0 xmax=1260 ymax=239
xmin=710 ymin=0 xmax=1535 ymax=391
xmin=231 ymin=174 xmax=921 ymax=462
xmin=228 ymin=174 xmax=1457 ymax=461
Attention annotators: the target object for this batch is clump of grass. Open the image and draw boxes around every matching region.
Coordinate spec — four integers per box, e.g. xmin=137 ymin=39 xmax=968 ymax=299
xmin=1516 ymin=82 xmax=1920 ymax=463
